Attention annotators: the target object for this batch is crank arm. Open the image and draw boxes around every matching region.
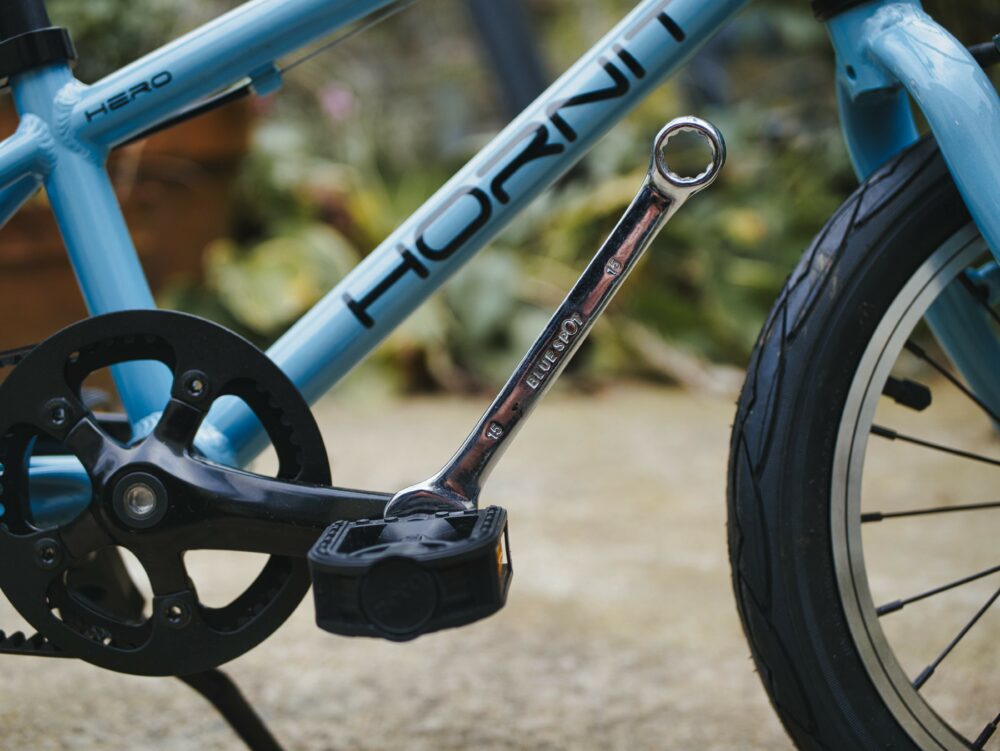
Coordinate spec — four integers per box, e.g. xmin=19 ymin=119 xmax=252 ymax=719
xmin=385 ymin=116 xmax=726 ymax=517
xmin=308 ymin=119 xmax=723 ymax=639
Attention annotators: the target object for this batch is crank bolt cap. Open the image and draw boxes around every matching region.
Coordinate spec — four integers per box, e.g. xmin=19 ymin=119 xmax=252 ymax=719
xmin=181 ymin=370 xmax=210 ymax=402
xmin=33 ymin=538 xmax=62 ymax=570
xmin=124 ymin=483 xmax=158 ymax=519
xmin=163 ymin=599 xmax=192 ymax=629
xmin=113 ymin=472 xmax=168 ymax=529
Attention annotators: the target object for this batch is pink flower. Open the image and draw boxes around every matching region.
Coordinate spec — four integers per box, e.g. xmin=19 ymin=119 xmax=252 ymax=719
xmin=319 ymin=84 xmax=354 ymax=122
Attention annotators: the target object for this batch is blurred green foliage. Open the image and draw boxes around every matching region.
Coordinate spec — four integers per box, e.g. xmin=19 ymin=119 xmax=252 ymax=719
xmin=46 ymin=0 xmax=222 ymax=83
xmin=170 ymin=0 xmax=858 ymax=390
xmin=49 ymin=0 xmax=999 ymax=391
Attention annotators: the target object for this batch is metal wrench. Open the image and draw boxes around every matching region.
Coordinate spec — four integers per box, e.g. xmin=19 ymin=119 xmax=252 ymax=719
xmin=384 ymin=116 xmax=726 ymax=517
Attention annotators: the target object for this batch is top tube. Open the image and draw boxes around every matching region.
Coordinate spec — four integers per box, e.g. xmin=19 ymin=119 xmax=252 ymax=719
xmin=206 ymin=0 xmax=751 ymax=464
xmin=71 ymin=0 xmax=398 ymax=148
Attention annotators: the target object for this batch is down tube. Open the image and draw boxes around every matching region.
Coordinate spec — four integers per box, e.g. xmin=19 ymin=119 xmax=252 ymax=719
xmin=210 ymin=0 xmax=750 ymax=464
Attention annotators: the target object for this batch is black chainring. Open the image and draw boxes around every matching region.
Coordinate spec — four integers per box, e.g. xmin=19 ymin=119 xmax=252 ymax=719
xmin=0 ymin=311 xmax=330 ymax=676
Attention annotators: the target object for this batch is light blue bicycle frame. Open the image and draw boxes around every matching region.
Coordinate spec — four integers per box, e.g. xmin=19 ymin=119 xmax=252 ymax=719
xmin=3 ymin=0 xmax=998 ymax=504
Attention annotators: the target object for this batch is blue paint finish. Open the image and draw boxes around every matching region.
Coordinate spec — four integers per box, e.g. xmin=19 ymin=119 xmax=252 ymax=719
xmin=829 ymin=1 xmax=1000 ymax=255
xmin=835 ymin=83 xmax=918 ymax=180
xmin=26 ymin=456 xmax=92 ymax=527
xmin=249 ymin=64 xmax=284 ymax=97
xmin=11 ymin=65 xmax=171 ymax=426
xmin=208 ymin=0 xmax=751 ymax=463
xmin=926 ymin=275 xmax=1000 ymax=427
xmin=0 ymin=175 xmax=41 ymax=228
xmin=970 ymin=263 xmax=1000 ymax=307
xmin=0 ymin=116 xmax=50 ymax=189
xmin=72 ymin=0 xmax=398 ymax=148
xmin=827 ymin=2 xmax=903 ymax=99
xmin=0 ymin=112 xmax=50 ymax=230
xmin=830 ymin=2 xmax=1000 ymax=426
xmin=1 ymin=0 xmax=994 ymax=507
xmin=865 ymin=5 xmax=1000 ymax=259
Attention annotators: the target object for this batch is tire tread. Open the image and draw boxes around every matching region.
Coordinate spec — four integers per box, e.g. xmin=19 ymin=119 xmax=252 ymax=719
xmin=727 ymin=137 xmax=950 ymax=750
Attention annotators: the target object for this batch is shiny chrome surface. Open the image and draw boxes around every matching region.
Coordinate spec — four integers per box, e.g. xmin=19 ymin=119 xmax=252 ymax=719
xmin=123 ymin=482 xmax=158 ymax=520
xmin=384 ymin=117 xmax=725 ymax=517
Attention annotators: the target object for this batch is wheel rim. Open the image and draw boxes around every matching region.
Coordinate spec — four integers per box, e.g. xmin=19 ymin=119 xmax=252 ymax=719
xmin=833 ymin=223 xmax=1000 ymax=749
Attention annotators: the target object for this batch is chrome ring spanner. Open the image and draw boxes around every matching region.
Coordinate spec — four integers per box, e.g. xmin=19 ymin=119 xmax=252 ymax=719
xmin=385 ymin=116 xmax=726 ymax=517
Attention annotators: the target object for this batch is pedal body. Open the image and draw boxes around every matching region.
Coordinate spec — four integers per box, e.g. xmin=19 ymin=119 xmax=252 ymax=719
xmin=308 ymin=506 xmax=511 ymax=641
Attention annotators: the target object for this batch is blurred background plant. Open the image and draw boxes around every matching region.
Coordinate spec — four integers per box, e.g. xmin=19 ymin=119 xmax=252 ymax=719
xmin=46 ymin=0 xmax=1000 ymax=394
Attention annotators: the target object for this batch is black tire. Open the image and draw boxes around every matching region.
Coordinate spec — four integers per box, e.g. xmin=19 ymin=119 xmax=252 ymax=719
xmin=728 ymin=135 xmax=995 ymax=750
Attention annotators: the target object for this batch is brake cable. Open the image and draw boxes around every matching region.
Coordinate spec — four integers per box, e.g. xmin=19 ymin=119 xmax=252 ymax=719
xmin=118 ymin=0 xmax=417 ymax=147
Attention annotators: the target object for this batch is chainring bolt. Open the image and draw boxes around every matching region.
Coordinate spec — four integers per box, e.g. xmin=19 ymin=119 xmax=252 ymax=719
xmin=44 ymin=398 xmax=72 ymax=429
xmin=164 ymin=600 xmax=192 ymax=629
xmin=33 ymin=538 xmax=63 ymax=570
xmin=181 ymin=371 xmax=209 ymax=401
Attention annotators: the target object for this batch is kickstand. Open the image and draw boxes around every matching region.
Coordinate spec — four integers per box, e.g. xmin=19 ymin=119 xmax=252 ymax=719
xmin=179 ymin=669 xmax=285 ymax=751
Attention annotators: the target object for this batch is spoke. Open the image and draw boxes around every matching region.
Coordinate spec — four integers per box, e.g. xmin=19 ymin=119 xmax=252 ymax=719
xmin=912 ymin=584 xmax=1000 ymax=691
xmin=871 ymin=424 xmax=1000 ymax=468
xmin=863 ymin=500 xmax=1000 ymax=523
xmin=904 ymin=340 xmax=1000 ymax=424
xmin=877 ymin=563 xmax=1000 ymax=616
xmin=958 ymin=271 xmax=1000 ymax=329
xmin=973 ymin=710 xmax=1000 ymax=750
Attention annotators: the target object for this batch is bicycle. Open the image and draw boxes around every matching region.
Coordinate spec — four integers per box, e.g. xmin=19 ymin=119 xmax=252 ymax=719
xmin=0 ymin=0 xmax=997 ymax=748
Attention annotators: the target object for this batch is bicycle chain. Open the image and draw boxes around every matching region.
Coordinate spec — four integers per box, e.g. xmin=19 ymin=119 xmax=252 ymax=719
xmin=0 ymin=627 xmax=65 ymax=658
xmin=0 ymin=341 xmax=68 ymax=659
xmin=0 ymin=342 xmax=35 ymax=369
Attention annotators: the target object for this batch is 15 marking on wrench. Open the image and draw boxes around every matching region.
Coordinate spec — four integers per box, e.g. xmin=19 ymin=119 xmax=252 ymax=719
xmin=385 ymin=116 xmax=726 ymax=517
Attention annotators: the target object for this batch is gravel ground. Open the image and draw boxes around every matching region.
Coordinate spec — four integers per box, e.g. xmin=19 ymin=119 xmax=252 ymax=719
xmin=6 ymin=381 xmax=983 ymax=751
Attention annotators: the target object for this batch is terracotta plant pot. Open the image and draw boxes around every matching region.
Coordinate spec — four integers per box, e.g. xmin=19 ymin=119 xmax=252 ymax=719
xmin=0 ymin=100 xmax=252 ymax=351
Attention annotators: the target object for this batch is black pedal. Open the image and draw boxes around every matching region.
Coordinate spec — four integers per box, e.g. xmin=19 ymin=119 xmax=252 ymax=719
xmin=308 ymin=506 xmax=512 ymax=641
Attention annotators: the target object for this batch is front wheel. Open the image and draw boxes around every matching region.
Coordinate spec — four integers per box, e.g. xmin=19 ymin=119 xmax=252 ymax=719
xmin=728 ymin=136 xmax=1000 ymax=749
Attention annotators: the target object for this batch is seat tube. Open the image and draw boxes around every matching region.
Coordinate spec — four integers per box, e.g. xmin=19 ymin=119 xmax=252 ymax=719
xmin=10 ymin=63 xmax=172 ymax=427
